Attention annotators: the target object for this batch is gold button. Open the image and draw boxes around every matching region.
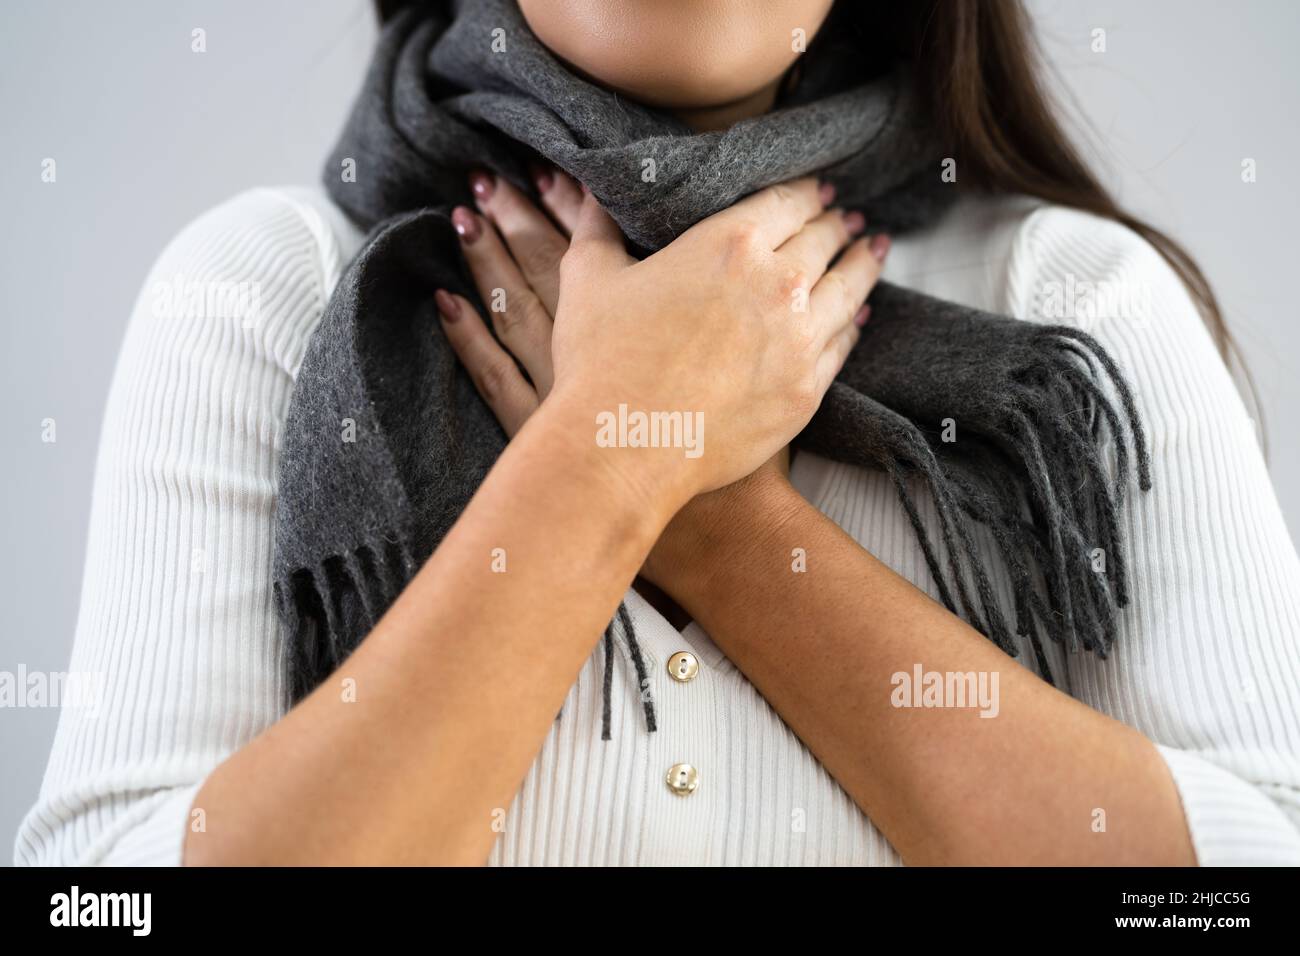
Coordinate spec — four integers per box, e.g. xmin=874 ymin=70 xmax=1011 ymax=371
xmin=667 ymin=651 xmax=699 ymax=682
xmin=666 ymin=763 xmax=699 ymax=796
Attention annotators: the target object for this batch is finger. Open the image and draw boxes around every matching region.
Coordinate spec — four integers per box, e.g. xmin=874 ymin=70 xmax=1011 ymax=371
xmin=775 ymin=208 xmax=865 ymax=278
xmin=471 ymin=171 xmax=567 ymax=315
xmin=713 ymin=177 xmax=831 ymax=250
xmin=808 ymin=235 xmax=887 ymax=346
xmin=815 ymin=318 xmax=863 ymax=395
xmin=534 ymin=166 xmax=585 ymax=236
xmin=435 ymin=289 xmax=539 ymax=437
xmin=452 ymin=205 xmax=556 ymax=395
xmin=565 ymin=190 xmax=631 ymax=275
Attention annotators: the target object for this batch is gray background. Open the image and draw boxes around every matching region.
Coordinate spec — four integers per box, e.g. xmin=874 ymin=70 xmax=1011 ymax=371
xmin=2 ymin=0 xmax=1296 ymax=860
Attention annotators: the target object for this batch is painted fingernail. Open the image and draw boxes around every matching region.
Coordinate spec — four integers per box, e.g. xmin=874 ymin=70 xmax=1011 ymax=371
xmin=435 ymin=289 xmax=460 ymax=321
xmin=853 ymin=303 xmax=871 ymax=327
xmin=452 ymin=206 xmax=481 ymax=244
xmin=818 ymin=181 xmax=836 ymax=206
xmin=870 ymin=233 xmax=891 ymax=261
xmin=469 ymin=170 xmax=495 ymax=202
xmin=843 ymin=210 xmax=866 ymax=237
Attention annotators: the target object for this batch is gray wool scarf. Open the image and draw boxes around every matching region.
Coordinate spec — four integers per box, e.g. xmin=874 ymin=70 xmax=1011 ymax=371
xmin=273 ymin=0 xmax=1151 ymax=736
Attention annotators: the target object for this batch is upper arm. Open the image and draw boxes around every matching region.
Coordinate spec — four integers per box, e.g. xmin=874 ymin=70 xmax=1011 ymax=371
xmin=1007 ymin=207 xmax=1300 ymax=863
xmin=13 ymin=189 xmax=335 ymax=865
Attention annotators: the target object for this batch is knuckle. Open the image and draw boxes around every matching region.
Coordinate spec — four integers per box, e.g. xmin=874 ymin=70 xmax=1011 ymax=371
xmin=866 ymin=259 xmax=882 ymax=291
xmin=522 ymin=294 xmax=551 ymax=324
xmin=844 ymin=327 xmax=861 ymax=358
xmin=820 ymin=270 xmax=852 ymax=310
xmin=488 ymin=184 xmax=524 ymax=220
xmin=518 ymin=241 xmax=564 ymax=281
xmin=837 ymin=327 xmax=857 ymax=361
xmin=832 ymin=270 xmax=863 ymax=312
xmin=728 ymin=219 xmax=764 ymax=253
xmin=722 ymin=223 xmax=759 ymax=270
xmin=492 ymin=305 xmax=524 ymax=337
xmin=775 ymin=268 xmax=812 ymax=312
xmin=861 ymin=244 xmax=882 ymax=281
xmin=788 ymin=375 xmax=820 ymax=419
xmin=829 ymin=215 xmax=851 ymax=249
xmin=476 ymin=358 xmax=516 ymax=404
xmin=494 ymin=295 xmax=543 ymax=338
xmin=766 ymin=182 xmax=796 ymax=210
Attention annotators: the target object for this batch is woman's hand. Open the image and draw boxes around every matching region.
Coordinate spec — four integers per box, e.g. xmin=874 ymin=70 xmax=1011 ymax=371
xmin=435 ymin=168 xmax=587 ymax=431
xmin=437 ymin=167 xmax=885 ymax=514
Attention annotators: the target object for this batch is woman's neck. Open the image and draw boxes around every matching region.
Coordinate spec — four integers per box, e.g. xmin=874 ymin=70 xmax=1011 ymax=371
xmin=671 ymin=77 xmax=784 ymax=132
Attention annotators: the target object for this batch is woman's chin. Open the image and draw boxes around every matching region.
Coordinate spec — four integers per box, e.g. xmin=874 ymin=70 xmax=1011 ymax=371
xmin=517 ymin=0 xmax=831 ymax=113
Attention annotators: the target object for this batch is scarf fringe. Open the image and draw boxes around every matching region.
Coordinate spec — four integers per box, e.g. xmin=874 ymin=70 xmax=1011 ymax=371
xmin=277 ymin=540 xmax=657 ymax=740
xmin=275 ymin=535 xmax=419 ymax=706
xmin=600 ymin=602 xmax=657 ymax=740
xmin=871 ymin=324 xmax=1151 ymax=672
xmin=277 ymin=326 xmax=1148 ymax=728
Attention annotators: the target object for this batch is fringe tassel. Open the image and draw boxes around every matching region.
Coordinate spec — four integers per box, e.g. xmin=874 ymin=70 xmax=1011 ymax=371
xmin=849 ymin=324 xmax=1151 ymax=678
xmin=617 ymin=602 xmax=658 ymax=733
xmin=595 ymin=601 xmax=659 ymax=740
xmin=278 ymin=326 xmax=1150 ymax=733
xmin=277 ymin=536 xmax=424 ymax=707
xmin=600 ymin=623 xmax=615 ymax=740
xmin=277 ymin=547 xmax=660 ymax=744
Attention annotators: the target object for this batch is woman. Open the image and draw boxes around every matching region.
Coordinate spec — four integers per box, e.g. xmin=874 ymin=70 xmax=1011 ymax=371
xmin=16 ymin=0 xmax=1300 ymax=866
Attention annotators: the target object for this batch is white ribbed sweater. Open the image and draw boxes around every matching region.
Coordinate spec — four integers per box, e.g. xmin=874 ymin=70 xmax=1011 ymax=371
xmin=15 ymin=186 xmax=1300 ymax=866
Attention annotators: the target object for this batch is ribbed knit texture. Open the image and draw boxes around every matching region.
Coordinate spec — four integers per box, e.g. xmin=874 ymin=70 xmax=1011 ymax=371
xmin=14 ymin=187 xmax=1300 ymax=866
xmin=279 ymin=0 xmax=1153 ymax=710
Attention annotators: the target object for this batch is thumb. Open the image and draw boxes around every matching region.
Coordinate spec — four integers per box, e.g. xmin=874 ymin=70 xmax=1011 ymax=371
xmin=568 ymin=189 xmax=630 ymax=272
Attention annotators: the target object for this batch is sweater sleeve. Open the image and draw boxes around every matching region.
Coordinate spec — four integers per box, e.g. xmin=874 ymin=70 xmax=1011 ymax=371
xmin=1005 ymin=206 xmax=1300 ymax=866
xmin=12 ymin=188 xmax=340 ymax=865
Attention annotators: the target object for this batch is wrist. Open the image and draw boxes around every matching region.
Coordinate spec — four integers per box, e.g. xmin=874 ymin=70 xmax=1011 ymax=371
xmin=645 ymin=469 xmax=808 ymax=606
xmin=532 ymin=387 xmax=699 ymax=532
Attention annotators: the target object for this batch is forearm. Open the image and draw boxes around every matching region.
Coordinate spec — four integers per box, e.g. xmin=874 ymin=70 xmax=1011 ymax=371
xmin=655 ymin=483 xmax=1195 ymax=865
xmin=186 ymin=397 xmax=674 ymax=865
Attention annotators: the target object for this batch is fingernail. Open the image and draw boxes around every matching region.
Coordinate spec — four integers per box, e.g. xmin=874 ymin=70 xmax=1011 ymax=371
xmin=818 ymin=181 xmax=836 ymax=206
xmin=853 ymin=303 xmax=871 ymax=328
xmin=532 ymin=165 xmax=554 ymax=193
xmin=469 ymin=170 xmax=495 ymax=202
xmin=579 ymin=181 xmax=591 ymax=196
xmin=435 ymin=289 xmax=460 ymax=321
xmin=843 ymin=210 xmax=866 ymax=237
xmin=452 ymin=206 xmax=481 ymax=244
xmin=870 ymin=234 xmax=891 ymax=261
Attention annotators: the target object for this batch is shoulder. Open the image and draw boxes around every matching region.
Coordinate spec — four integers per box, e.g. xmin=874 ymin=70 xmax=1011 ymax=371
xmin=158 ymin=185 xmax=363 ymax=288
xmin=898 ymin=195 xmax=1249 ymax=444
xmin=140 ymin=185 xmax=365 ymax=379
xmin=1004 ymin=202 xmax=1200 ymax=331
xmin=1003 ymin=202 xmax=1251 ymax=446
xmin=894 ymin=193 xmax=1205 ymax=333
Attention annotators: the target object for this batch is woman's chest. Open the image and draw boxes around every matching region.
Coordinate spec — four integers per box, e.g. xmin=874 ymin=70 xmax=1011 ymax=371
xmin=488 ymin=459 xmax=923 ymax=866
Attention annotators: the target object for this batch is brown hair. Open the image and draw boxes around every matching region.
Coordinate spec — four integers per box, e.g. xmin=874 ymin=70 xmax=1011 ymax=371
xmin=376 ymin=0 xmax=1242 ymax=377
xmin=863 ymin=0 xmax=1239 ymax=371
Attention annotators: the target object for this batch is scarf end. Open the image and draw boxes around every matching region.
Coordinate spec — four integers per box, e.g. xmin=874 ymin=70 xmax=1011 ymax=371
xmin=275 ymin=533 xmax=420 ymax=707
